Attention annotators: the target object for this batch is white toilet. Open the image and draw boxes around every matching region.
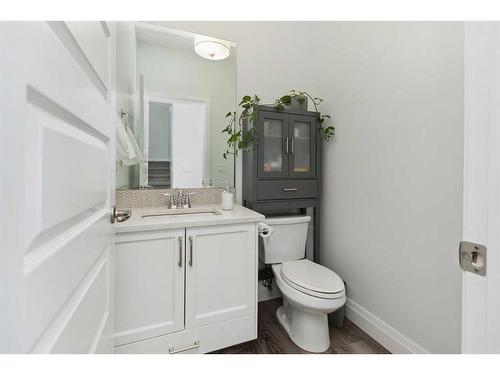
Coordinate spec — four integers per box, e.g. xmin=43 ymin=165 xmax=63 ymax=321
xmin=260 ymin=215 xmax=346 ymax=353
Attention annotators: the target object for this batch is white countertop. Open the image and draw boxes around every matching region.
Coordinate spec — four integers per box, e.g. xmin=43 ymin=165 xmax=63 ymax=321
xmin=116 ymin=204 xmax=265 ymax=233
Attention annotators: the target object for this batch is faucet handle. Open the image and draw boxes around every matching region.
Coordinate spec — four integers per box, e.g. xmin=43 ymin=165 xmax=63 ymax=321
xmin=186 ymin=192 xmax=196 ymax=208
xmin=161 ymin=192 xmax=175 ymax=209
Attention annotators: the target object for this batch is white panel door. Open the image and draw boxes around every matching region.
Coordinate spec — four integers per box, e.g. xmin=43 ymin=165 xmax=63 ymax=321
xmin=462 ymin=22 xmax=500 ymax=353
xmin=185 ymin=224 xmax=256 ymax=329
xmin=114 ymin=229 xmax=185 ymax=347
xmin=0 ymin=21 xmax=116 ymax=353
xmin=169 ymin=100 xmax=206 ymax=188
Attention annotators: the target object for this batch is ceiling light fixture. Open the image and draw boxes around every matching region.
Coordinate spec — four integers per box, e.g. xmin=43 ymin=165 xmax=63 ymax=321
xmin=194 ymin=34 xmax=230 ymax=60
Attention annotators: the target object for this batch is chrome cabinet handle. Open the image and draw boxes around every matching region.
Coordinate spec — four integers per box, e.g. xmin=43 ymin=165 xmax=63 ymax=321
xmin=291 ymin=137 xmax=294 ymax=154
xmin=178 ymin=237 xmax=183 ymax=268
xmin=169 ymin=340 xmax=199 ymax=354
xmin=111 ymin=206 xmax=131 ymax=223
xmin=285 ymin=137 xmax=289 ymax=154
xmin=282 ymin=188 xmax=299 ymax=192
xmin=189 ymin=236 xmax=193 ymax=267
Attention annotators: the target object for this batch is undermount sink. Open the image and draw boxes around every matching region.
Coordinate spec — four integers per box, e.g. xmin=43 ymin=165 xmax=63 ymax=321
xmin=141 ymin=207 xmax=222 ymax=219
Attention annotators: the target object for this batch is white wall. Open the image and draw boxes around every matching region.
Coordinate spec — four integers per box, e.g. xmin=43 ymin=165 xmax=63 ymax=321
xmin=115 ymin=22 xmax=137 ymax=189
xmin=153 ymin=21 xmax=464 ymax=353
xmin=315 ymin=22 xmax=464 ymax=354
xmin=136 ymin=42 xmax=236 ymax=187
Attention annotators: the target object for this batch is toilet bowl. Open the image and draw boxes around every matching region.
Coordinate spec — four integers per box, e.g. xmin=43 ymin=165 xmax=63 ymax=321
xmin=259 ymin=216 xmax=346 ymax=353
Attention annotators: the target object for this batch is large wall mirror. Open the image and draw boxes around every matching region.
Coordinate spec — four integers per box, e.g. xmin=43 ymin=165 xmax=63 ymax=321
xmin=116 ymin=22 xmax=236 ymax=189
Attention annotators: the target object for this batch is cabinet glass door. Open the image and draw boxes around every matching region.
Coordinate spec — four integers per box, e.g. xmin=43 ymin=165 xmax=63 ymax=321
xmin=258 ymin=112 xmax=289 ymax=178
xmin=289 ymin=115 xmax=317 ymax=178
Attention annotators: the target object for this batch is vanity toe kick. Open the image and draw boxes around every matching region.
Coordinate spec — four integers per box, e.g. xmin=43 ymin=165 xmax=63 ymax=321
xmin=114 ymin=315 xmax=257 ymax=354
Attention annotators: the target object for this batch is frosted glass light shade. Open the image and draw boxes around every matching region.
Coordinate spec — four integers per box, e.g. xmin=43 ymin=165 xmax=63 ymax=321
xmin=194 ymin=34 xmax=230 ymax=60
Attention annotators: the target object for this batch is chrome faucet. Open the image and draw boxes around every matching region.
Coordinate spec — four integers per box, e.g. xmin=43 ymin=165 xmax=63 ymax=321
xmin=175 ymin=190 xmax=183 ymax=208
xmin=178 ymin=191 xmax=196 ymax=208
xmin=162 ymin=191 xmax=196 ymax=209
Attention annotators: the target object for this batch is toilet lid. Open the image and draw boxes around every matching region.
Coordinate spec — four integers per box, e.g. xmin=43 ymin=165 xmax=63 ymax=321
xmin=280 ymin=259 xmax=344 ymax=295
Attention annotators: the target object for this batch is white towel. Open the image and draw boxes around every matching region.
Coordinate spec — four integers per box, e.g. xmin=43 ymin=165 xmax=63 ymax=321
xmin=116 ymin=120 xmax=129 ymax=155
xmin=258 ymin=222 xmax=274 ymax=238
xmin=116 ymin=118 xmax=136 ymax=161
xmin=125 ymin=126 xmax=142 ymax=161
xmin=125 ymin=126 xmax=149 ymax=186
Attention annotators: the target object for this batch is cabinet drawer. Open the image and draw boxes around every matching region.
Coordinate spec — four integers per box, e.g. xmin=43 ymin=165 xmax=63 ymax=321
xmin=257 ymin=180 xmax=319 ymax=200
xmin=114 ymin=314 xmax=256 ymax=354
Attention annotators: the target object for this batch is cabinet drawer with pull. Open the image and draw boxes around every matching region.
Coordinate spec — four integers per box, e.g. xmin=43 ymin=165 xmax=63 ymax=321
xmin=114 ymin=314 xmax=256 ymax=354
xmin=257 ymin=180 xmax=319 ymax=200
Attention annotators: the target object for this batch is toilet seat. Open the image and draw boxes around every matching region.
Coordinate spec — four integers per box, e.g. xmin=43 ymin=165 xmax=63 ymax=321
xmin=280 ymin=259 xmax=344 ymax=299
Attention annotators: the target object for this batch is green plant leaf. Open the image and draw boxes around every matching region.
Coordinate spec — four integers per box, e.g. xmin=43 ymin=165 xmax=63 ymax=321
xmin=280 ymin=95 xmax=292 ymax=105
xmin=223 ymin=90 xmax=334 ymax=160
xmin=243 ymin=132 xmax=253 ymax=142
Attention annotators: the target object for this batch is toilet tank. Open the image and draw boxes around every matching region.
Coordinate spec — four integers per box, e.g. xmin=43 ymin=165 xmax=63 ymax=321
xmin=259 ymin=215 xmax=311 ymax=264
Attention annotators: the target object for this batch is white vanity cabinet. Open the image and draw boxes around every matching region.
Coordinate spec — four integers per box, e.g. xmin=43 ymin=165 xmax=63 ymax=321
xmin=114 ymin=221 xmax=258 ymax=354
xmin=114 ymin=228 xmax=186 ymax=346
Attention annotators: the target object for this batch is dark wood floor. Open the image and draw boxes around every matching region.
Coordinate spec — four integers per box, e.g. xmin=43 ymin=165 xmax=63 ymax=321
xmin=212 ymin=298 xmax=390 ymax=354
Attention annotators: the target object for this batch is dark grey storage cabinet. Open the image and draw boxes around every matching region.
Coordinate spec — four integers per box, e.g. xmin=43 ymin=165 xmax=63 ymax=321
xmin=243 ymin=106 xmax=322 ymax=262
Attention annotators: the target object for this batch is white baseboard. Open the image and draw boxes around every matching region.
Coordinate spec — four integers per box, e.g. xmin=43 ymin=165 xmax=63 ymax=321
xmin=345 ymin=297 xmax=429 ymax=354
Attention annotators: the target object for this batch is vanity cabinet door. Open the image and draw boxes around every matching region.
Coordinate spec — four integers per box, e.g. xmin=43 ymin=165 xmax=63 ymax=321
xmin=257 ymin=111 xmax=289 ymax=179
xmin=288 ymin=114 xmax=317 ymax=179
xmin=185 ymin=224 xmax=256 ymax=329
xmin=114 ymin=229 xmax=185 ymax=346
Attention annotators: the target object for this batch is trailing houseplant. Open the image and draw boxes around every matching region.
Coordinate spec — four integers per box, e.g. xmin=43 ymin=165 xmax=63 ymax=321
xmin=222 ymin=89 xmax=335 ymax=159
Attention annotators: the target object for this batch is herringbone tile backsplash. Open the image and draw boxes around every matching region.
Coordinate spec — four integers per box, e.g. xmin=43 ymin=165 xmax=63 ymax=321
xmin=116 ymin=188 xmax=236 ymax=209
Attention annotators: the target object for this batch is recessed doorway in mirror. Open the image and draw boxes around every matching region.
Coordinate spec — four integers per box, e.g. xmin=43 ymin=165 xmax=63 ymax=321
xmin=115 ymin=22 xmax=236 ymax=190
xmin=145 ymin=98 xmax=206 ymax=189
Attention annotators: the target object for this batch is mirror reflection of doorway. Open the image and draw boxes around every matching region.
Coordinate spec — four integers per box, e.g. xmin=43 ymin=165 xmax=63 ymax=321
xmin=147 ymin=102 xmax=172 ymax=188
xmin=145 ymin=96 xmax=207 ymax=188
